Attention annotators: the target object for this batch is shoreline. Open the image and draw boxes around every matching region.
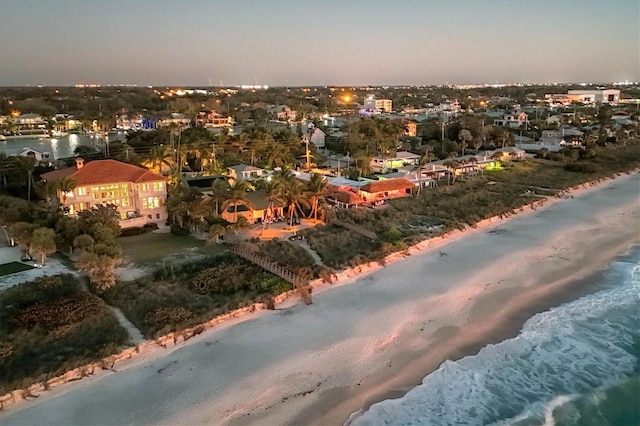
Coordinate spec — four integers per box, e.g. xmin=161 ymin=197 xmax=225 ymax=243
xmin=0 ymin=172 xmax=638 ymax=425
xmin=333 ymin=239 xmax=639 ymax=426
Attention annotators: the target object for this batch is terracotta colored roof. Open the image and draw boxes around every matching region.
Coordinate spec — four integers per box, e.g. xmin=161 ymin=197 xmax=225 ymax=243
xmin=41 ymin=159 xmax=165 ymax=186
xmin=360 ymin=178 xmax=414 ymax=194
xmin=331 ymin=190 xmax=363 ymax=205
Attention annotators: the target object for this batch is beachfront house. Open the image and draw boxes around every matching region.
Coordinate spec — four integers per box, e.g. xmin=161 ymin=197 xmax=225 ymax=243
xmin=493 ymin=111 xmax=528 ymax=128
xmin=494 ymin=146 xmax=526 ymax=160
xmin=220 ymin=189 xmax=284 ymax=224
xmin=495 ymin=146 xmax=525 ymax=161
xmin=359 ymin=178 xmax=414 ymax=201
xmin=41 ymin=158 xmax=168 ymax=228
xmin=196 ymin=110 xmax=234 ymax=128
xmin=227 ymin=164 xmax=264 ymax=182
xmin=18 ymin=148 xmax=52 ymax=163
xmin=267 ymin=105 xmax=297 ymax=122
xmin=370 ymin=151 xmax=420 ymax=173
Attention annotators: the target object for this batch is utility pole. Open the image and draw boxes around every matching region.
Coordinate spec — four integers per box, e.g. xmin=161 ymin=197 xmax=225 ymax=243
xmin=305 ymin=122 xmax=315 ymax=172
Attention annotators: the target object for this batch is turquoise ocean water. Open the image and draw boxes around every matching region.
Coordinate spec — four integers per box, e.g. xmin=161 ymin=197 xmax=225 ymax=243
xmin=353 ymin=245 xmax=640 ymax=426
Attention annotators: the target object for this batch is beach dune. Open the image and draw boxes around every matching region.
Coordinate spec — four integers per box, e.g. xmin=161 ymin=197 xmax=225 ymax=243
xmin=0 ymin=173 xmax=638 ymax=426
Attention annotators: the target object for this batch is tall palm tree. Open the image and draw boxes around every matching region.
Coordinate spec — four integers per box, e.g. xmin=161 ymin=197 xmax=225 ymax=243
xmin=16 ymin=156 xmax=36 ymax=201
xmin=305 ymin=172 xmax=328 ymax=221
xmin=417 ymin=151 xmax=436 ymax=195
xmin=499 ymin=130 xmax=511 ymax=148
xmin=261 ymin=178 xmax=284 ymax=231
xmin=262 ymin=141 xmax=289 ymax=169
xmin=145 ymin=146 xmax=175 ymax=174
xmin=57 ymin=176 xmax=77 ymax=204
xmin=221 ymin=180 xmax=252 ymax=223
xmin=207 ymin=178 xmax=230 ymax=217
xmin=458 ymin=129 xmax=473 ymax=156
xmin=280 ymin=177 xmax=310 ymax=227
xmin=442 ymin=159 xmax=460 ymax=185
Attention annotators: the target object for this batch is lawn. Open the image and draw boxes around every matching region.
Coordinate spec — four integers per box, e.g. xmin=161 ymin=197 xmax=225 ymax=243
xmin=119 ymin=232 xmax=224 ymax=266
xmin=0 ymin=261 xmax=35 ymax=277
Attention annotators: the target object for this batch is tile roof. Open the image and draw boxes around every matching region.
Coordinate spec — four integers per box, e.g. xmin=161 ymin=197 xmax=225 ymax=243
xmin=360 ymin=178 xmax=414 ymax=193
xmin=41 ymin=159 xmax=165 ymax=186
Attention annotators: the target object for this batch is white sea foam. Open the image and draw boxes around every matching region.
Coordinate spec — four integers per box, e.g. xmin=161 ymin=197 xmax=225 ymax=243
xmin=353 ymin=256 xmax=640 ymax=426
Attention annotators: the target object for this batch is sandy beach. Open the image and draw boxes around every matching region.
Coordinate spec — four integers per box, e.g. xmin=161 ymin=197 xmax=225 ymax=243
xmin=1 ymin=172 xmax=638 ymax=426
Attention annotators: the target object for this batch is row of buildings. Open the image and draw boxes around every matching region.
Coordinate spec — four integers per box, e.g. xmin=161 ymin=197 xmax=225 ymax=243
xmin=38 ymin=143 xmax=525 ymax=231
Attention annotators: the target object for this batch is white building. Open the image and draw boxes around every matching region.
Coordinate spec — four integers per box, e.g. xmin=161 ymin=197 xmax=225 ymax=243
xmin=268 ymin=105 xmax=297 ymax=122
xmin=363 ymin=96 xmax=393 ymax=113
xmin=567 ymin=89 xmax=620 ymax=104
xmin=227 ymin=164 xmax=264 ymax=182
xmin=494 ymin=111 xmax=529 ymax=128
xmin=546 ymin=89 xmax=620 ymax=105
xmin=370 ymin=151 xmax=420 ymax=173
xmin=18 ymin=148 xmax=52 ymax=163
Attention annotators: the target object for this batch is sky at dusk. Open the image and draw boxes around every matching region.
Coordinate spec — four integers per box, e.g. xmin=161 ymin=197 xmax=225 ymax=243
xmin=0 ymin=0 xmax=638 ymax=87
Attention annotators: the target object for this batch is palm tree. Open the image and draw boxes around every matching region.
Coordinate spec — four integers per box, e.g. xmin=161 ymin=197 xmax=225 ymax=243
xmin=207 ymin=223 xmax=226 ymax=244
xmin=417 ymin=151 xmax=436 ymax=194
xmin=57 ymin=176 xmax=77 ymax=204
xmin=262 ymin=178 xmax=284 ymax=231
xmin=221 ymin=180 xmax=252 ymax=223
xmin=280 ymin=177 xmax=309 ymax=227
xmin=207 ymin=178 xmax=230 ymax=217
xmin=145 ymin=146 xmax=175 ymax=174
xmin=305 ymin=173 xmax=328 ymax=220
xmin=16 ymin=156 xmax=36 ymax=201
xmin=458 ymin=129 xmax=473 ymax=156
xmin=442 ymin=159 xmax=460 ymax=185
xmin=262 ymin=141 xmax=289 ymax=169
xmin=354 ymin=151 xmax=372 ymax=179
xmin=499 ymin=130 xmax=511 ymax=148
xmin=228 ymin=216 xmax=250 ymax=235
xmin=232 ymin=133 xmax=248 ymax=155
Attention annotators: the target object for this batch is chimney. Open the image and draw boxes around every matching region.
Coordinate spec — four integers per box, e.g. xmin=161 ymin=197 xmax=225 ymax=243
xmin=75 ymin=157 xmax=84 ymax=169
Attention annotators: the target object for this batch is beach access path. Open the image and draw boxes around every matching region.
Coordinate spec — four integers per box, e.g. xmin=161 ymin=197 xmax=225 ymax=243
xmin=1 ymin=173 xmax=638 ymax=426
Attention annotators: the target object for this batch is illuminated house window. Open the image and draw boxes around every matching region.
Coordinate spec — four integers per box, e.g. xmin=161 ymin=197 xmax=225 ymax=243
xmin=142 ymin=197 xmax=160 ymax=209
xmin=77 ymin=187 xmax=87 ymax=196
xmin=121 ymin=198 xmax=130 ymax=207
xmin=153 ymin=182 xmax=163 ymax=191
xmin=141 ymin=183 xmax=149 ymax=191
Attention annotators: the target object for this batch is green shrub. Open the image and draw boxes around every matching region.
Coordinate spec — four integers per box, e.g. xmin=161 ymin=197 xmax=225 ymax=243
xmin=564 ymin=162 xmax=601 ymax=173
xmin=106 ymin=254 xmax=292 ymax=338
xmin=0 ymin=275 xmax=130 ymax=394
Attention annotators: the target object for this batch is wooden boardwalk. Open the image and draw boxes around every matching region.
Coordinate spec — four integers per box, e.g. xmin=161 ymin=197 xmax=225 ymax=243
xmin=229 ymin=245 xmax=312 ymax=305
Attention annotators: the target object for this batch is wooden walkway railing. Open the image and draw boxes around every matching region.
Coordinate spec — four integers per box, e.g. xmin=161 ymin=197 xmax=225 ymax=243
xmin=229 ymin=244 xmax=312 ymax=305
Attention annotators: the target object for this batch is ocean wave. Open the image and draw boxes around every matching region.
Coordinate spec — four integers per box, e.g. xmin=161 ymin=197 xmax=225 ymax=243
xmin=352 ymin=254 xmax=640 ymax=426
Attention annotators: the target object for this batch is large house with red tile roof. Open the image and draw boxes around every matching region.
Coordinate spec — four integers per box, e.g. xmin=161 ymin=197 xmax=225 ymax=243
xmin=41 ymin=158 xmax=168 ymax=227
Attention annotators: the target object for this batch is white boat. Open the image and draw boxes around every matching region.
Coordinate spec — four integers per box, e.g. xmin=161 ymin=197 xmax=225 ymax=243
xmin=0 ymin=135 xmax=6 ymax=141
xmin=52 ymin=130 xmax=69 ymax=137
